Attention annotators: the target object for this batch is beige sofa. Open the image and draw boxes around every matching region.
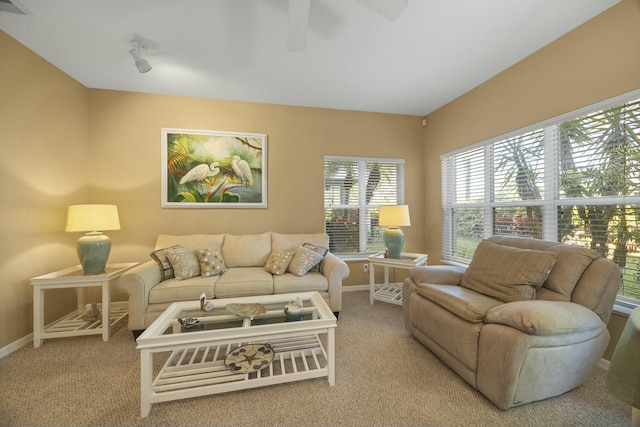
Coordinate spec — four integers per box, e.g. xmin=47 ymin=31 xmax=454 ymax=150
xmin=118 ymin=232 xmax=350 ymax=332
xmin=403 ymin=235 xmax=620 ymax=410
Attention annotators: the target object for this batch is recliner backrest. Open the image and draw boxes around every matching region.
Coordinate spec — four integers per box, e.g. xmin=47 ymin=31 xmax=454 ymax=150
xmin=486 ymin=236 xmax=619 ymax=323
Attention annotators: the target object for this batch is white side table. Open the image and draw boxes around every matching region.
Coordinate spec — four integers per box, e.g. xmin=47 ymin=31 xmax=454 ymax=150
xmin=368 ymin=252 xmax=428 ymax=305
xmin=30 ymin=262 xmax=137 ymax=347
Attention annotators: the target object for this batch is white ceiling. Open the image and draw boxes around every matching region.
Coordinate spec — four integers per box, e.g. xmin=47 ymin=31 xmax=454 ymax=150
xmin=0 ymin=0 xmax=620 ymax=116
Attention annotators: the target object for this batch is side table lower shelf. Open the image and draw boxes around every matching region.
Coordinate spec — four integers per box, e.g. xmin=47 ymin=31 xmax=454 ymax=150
xmin=373 ymin=284 xmax=403 ymax=305
xmin=43 ymin=301 xmax=128 ymax=339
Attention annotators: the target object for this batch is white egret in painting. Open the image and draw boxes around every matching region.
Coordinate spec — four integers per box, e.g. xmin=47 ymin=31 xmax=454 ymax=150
xmin=231 ymin=156 xmax=253 ymax=187
xmin=180 ymin=162 xmax=220 ymax=185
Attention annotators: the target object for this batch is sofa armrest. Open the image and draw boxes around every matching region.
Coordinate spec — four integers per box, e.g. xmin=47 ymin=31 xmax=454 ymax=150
xmin=117 ymin=260 xmax=162 ymax=330
xmin=408 ymin=265 xmax=466 ymax=285
xmin=484 ymin=300 xmax=603 ymax=335
xmin=320 ymin=253 xmax=350 ymax=312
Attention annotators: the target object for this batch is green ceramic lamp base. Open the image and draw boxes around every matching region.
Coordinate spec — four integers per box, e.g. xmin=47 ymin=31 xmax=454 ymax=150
xmin=76 ymin=232 xmax=111 ymax=274
xmin=383 ymin=227 xmax=405 ymax=259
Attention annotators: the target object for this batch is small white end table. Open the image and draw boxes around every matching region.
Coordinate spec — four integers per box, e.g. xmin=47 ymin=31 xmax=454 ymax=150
xmin=30 ymin=262 xmax=137 ymax=347
xmin=368 ymin=252 xmax=428 ymax=305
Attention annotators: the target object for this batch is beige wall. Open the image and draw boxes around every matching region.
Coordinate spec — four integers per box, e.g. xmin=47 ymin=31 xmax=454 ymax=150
xmin=0 ymin=30 xmax=90 ymax=347
xmin=423 ymin=0 xmax=640 ymax=359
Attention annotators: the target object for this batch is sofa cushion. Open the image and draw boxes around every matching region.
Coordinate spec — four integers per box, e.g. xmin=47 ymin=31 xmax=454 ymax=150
xmin=264 ymin=251 xmax=295 ymax=275
xmin=149 ymin=276 xmax=216 ymax=304
xmin=195 ymin=248 xmax=227 ymax=277
xmin=214 ymin=267 xmax=274 ymax=298
xmin=222 ymin=233 xmax=272 ymax=268
xmin=288 ymin=246 xmax=323 ymax=277
xmin=461 ymin=240 xmax=559 ymax=303
xmin=271 ymin=232 xmax=329 ymax=252
xmin=485 ymin=300 xmax=603 ymax=335
xmin=150 ymin=245 xmax=181 ymax=281
xmin=416 ymin=283 xmax=503 ymax=323
xmin=166 ymin=247 xmax=201 ymax=280
xmin=273 ymin=272 xmax=328 ymax=294
xmin=155 ymin=234 xmax=224 ymax=252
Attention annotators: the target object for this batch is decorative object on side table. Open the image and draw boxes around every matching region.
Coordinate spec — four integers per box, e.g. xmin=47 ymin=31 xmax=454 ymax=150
xmin=65 ymin=204 xmax=121 ymax=274
xmin=82 ymin=302 xmax=101 ymax=322
xmin=378 ymin=205 xmax=411 ymax=259
xmin=224 ymin=343 xmax=274 ymax=373
xmin=283 ymin=297 xmax=304 ymax=320
xmin=226 ymin=303 xmax=266 ymax=319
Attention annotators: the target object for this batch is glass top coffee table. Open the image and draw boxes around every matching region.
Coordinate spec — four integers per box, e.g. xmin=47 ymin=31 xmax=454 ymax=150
xmin=136 ymin=291 xmax=337 ymax=417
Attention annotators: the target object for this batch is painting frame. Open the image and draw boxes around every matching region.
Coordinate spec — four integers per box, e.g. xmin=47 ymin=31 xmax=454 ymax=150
xmin=161 ymin=128 xmax=268 ymax=208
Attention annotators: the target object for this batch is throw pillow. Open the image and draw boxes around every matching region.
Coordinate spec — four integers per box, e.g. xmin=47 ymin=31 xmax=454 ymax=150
xmin=195 ymin=248 xmax=227 ymax=277
xmin=288 ymin=246 xmax=324 ymax=277
xmin=166 ymin=247 xmax=201 ymax=280
xmin=150 ymin=245 xmax=182 ymax=281
xmin=302 ymin=242 xmax=329 ymax=272
xmin=460 ymin=240 xmax=559 ymax=303
xmin=264 ymin=251 xmax=295 ymax=276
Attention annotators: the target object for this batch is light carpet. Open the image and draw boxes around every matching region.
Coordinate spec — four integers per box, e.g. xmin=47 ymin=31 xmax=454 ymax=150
xmin=0 ymin=290 xmax=631 ymax=427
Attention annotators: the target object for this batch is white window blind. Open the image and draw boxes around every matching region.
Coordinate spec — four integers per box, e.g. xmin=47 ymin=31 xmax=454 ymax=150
xmin=441 ymin=92 xmax=640 ymax=304
xmin=324 ymin=156 xmax=405 ymax=254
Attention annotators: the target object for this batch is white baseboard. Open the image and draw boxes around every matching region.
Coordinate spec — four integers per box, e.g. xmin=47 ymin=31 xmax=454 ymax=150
xmin=0 ymin=333 xmax=32 ymax=359
xmin=342 ymin=285 xmax=369 ymax=292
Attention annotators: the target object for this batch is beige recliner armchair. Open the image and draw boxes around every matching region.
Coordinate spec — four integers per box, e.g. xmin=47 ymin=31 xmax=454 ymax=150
xmin=403 ymin=236 xmax=620 ymax=410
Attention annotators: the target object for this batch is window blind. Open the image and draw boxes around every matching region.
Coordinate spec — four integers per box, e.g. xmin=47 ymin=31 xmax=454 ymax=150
xmin=441 ymin=92 xmax=640 ymax=304
xmin=324 ymin=156 xmax=405 ymax=254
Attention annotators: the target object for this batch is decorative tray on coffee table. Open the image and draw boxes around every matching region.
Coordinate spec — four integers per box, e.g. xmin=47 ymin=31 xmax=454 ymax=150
xmin=225 ymin=303 xmax=266 ymax=319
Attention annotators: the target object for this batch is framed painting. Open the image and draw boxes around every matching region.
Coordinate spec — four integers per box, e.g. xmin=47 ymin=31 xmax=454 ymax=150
xmin=161 ymin=128 xmax=267 ymax=208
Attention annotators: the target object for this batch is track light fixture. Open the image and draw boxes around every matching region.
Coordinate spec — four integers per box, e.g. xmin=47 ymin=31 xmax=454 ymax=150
xmin=129 ymin=39 xmax=152 ymax=73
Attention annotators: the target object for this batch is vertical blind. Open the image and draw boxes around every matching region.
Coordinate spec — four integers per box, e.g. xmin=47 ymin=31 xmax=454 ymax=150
xmin=441 ymin=93 xmax=640 ymax=304
xmin=324 ymin=156 xmax=405 ymax=254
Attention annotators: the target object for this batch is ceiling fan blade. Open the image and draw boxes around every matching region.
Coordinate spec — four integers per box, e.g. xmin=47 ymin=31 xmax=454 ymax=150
xmin=356 ymin=0 xmax=408 ymax=22
xmin=288 ymin=0 xmax=311 ymax=52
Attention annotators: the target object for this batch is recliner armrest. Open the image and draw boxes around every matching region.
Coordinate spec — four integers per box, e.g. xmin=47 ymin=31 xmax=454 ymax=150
xmin=484 ymin=300 xmax=603 ymax=335
xmin=409 ymin=265 xmax=466 ymax=285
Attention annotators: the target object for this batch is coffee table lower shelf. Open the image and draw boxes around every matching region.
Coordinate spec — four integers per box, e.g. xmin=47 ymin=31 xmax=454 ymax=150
xmin=143 ymin=334 xmax=328 ymax=415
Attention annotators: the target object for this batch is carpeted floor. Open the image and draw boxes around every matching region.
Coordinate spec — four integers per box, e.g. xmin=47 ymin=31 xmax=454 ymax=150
xmin=0 ymin=290 xmax=631 ymax=426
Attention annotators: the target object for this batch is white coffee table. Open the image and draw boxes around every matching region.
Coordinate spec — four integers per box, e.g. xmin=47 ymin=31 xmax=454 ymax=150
xmin=136 ymin=291 xmax=337 ymax=417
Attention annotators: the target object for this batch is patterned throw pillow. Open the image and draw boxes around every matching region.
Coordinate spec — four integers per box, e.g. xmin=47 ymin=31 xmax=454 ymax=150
xmin=288 ymin=246 xmax=324 ymax=277
xmin=150 ymin=245 xmax=182 ymax=281
xmin=166 ymin=247 xmax=201 ymax=280
xmin=264 ymin=251 xmax=295 ymax=276
xmin=195 ymin=248 xmax=227 ymax=277
xmin=302 ymin=243 xmax=329 ymax=272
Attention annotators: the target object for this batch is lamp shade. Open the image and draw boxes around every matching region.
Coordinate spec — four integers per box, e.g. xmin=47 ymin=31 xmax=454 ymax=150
xmin=65 ymin=204 xmax=120 ymax=274
xmin=65 ymin=204 xmax=121 ymax=232
xmin=378 ymin=205 xmax=411 ymax=227
xmin=378 ymin=205 xmax=411 ymax=259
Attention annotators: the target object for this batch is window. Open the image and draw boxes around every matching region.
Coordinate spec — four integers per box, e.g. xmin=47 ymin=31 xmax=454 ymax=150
xmin=442 ymin=90 xmax=640 ymax=306
xmin=324 ymin=156 xmax=405 ymax=255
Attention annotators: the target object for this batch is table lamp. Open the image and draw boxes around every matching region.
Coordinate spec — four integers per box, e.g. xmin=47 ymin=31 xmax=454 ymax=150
xmin=65 ymin=204 xmax=120 ymax=274
xmin=606 ymin=305 xmax=640 ymax=427
xmin=378 ymin=205 xmax=411 ymax=259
